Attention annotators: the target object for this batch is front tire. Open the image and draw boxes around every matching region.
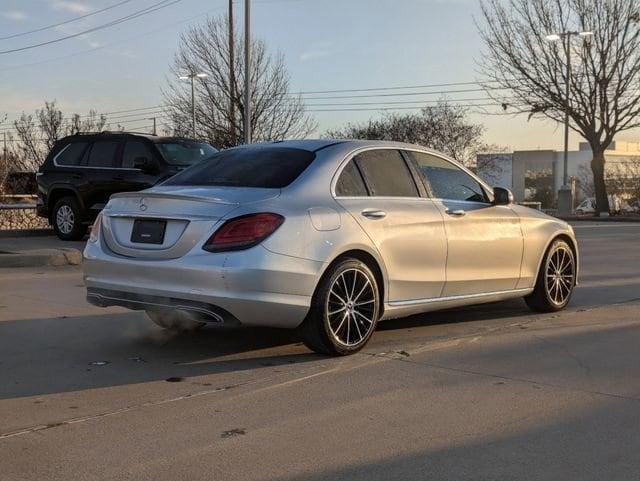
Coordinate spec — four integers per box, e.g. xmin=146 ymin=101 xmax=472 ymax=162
xmin=299 ymin=258 xmax=380 ymax=356
xmin=52 ymin=196 xmax=87 ymax=241
xmin=525 ymin=239 xmax=576 ymax=312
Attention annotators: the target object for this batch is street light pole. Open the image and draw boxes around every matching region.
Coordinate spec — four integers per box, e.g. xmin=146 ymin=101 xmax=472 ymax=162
xmin=190 ymin=75 xmax=196 ymax=138
xmin=179 ymin=72 xmax=208 ymax=139
xmin=244 ymin=0 xmax=251 ymax=144
xmin=545 ymin=30 xmax=593 ymax=215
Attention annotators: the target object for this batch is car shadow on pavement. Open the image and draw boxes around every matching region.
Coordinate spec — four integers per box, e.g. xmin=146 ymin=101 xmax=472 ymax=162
xmin=0 ymin=298 xmax=544 ymax=401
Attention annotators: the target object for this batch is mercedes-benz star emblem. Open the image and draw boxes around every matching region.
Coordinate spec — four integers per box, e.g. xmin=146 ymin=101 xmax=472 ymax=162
xmin=139 ymin=198 xmax=148 ymax=211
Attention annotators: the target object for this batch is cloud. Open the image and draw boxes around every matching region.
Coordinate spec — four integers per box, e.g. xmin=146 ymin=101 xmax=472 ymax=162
xmin=1 ymin=10 xmax=28 ymax=21
xmin=48 ymin=1 xmax=93 ymax=15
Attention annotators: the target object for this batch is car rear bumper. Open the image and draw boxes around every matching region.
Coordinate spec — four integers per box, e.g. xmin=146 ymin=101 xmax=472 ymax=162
xmin=83 ymin=240 xmax=324 ymax=328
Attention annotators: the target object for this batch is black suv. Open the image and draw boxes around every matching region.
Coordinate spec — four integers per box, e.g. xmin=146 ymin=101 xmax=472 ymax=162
xmin=37 ymin=132 xmax=217 ymax=240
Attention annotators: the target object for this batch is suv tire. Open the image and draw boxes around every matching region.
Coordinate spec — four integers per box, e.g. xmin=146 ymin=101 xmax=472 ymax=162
xmin=52 ymin=196 xmax=87 ymax=241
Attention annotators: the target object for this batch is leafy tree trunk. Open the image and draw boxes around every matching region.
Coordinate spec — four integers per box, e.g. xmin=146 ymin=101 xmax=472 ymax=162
xmin=590 ymin=147 xmax=610 ymax=214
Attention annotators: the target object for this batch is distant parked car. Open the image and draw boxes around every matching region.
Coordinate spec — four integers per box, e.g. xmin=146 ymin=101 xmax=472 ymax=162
xmin=36 ymin=132 xmax=217 ymax=240
xmin=575 ymin=195 xmax=622 ymax=215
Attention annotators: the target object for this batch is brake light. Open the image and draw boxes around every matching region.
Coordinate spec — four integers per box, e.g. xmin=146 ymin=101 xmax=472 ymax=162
xmin=203 ymin=213 xmax=284 ymax=252
xmin=89 ymin=213 xmax=102 ymax=243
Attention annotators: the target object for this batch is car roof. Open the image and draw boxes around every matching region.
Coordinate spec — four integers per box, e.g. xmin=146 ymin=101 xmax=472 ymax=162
xmin=231 ymin=138 xmax=439 ymax=153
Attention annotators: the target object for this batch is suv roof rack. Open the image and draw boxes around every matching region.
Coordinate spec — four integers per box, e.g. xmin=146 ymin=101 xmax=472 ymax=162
xmin=72 ymin=130 xmax=157 ymax=136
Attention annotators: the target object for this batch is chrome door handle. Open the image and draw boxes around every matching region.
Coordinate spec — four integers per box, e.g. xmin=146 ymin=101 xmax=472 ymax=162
xmin=446 ymin=209 xmax=466 ymax=217
xmin=361 ymin=209 xmax=387 ymax=219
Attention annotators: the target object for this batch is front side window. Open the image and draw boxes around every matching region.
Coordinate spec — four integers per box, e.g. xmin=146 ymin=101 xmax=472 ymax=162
xmin=55 ymin=142 xmax=88 ymax=166
xmin=409 ymin=151 xmax=488 ymax=203
xmin=165 ymin=146 xmax=315 ymax=188
xmin=335 ymin=160 xmax=368 ymax=197
xmin=86 ymin=141 xmax=119 ymax=168
xmin=354 ymin=149 xmax=418 ymax=197
xmin=156 ymin=141 xmax=217 ymax=167
xmin=122 ymin=141 xmax=155 ymax=168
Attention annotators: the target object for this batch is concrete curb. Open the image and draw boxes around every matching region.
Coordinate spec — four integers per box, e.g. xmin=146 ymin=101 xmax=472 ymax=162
xmin=561 ymin=216 xmax=640 ymax=223
xmin=0 ymin=248 xmax=82 ymax=268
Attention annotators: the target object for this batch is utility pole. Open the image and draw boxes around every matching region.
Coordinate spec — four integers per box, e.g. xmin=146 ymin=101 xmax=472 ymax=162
xmin=229 ymin=0 xmax=236 ymax=145
xmin=244 ymin=0 xmax=252 ymax=144
xmin=148 ymin=117 xmax=157 ymax=135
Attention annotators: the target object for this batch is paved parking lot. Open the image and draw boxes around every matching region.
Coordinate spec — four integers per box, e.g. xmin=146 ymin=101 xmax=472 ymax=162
xmin=1 ymin=222 xmax=639 ymax=480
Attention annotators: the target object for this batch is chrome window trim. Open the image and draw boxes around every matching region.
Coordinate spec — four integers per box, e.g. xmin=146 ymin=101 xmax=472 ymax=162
xmin=53 ymin=142 xmax=142 ymax=171
xmin=389 ymin=287 xmax=533 ymax=307
xmin=331 ymin=145 xmax=495 ymax=204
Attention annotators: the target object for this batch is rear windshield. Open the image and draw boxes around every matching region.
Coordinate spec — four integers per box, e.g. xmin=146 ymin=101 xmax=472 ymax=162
xmin=156 ymin=140 xmax=217 ymax=166
xmin=164 ymin=146 xmax=315 ymax=188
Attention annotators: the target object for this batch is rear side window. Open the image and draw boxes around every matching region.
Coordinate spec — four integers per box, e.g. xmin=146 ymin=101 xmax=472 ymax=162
xmin=122 ymin=141 xmax=154 ymax=168
xmin=409 ymin=152 xmax=488 ymax=203
xmin=55 ymin=142 xmax=88 ymax=166
xmin=86 ymin=141 xmax=119 ymax=168
xmin=165 ymin=147 xmax=315 ymax=188
xmin=335 ymin=160 xmax=368 ymax=197
xmin=354 ymin=149 xmax=418 ymax=197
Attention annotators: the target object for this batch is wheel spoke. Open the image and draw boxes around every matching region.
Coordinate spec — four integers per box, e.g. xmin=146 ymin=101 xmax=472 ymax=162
xmin=354 ymin=310 xmax=373 ymax=325
xmin=330 ymin=289 xmax=348 ymax=305
xmin=353 ymin=277 xmax=371 ymax=303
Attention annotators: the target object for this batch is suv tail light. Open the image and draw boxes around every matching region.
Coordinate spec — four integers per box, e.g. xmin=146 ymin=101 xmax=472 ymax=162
xmin=203 ymin=213 xmax=284 ymax=252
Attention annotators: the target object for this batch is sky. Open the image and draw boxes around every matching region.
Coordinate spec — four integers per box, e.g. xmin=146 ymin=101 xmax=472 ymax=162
xmin=0 ymin=0 xmax=634 ymax=151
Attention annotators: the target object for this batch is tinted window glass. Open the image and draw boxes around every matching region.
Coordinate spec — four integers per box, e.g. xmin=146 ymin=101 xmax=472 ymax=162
xmin=410 ymin=152 xmax=488 ymax=203
xmin=355 ymin=150 xmax=418 ymax=197
xmin=156 ymin=141 xmax=217 ymax=166
xmin=87 ymin=141 xmax=119 ymax=168
xmin=165 ymin=147 xmax=315 ymax=188
xmin=336 ymin=160 xmax=368 ymax=196
xmin=55 ymin=142 xmax=88 ymax=166
xmin=122 ymin=141 xmax=154 ymax=168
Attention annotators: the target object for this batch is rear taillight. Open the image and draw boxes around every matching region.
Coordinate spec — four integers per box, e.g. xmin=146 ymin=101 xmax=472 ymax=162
xmin=203 ymin=213 xmax=284 ymax=252
xmin=89 ymin=213 xmax=102 ymax=243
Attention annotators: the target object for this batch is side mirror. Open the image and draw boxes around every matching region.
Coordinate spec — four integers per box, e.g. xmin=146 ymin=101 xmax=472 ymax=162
xmin=493 ymin=187 xmax=514 ymax=206
xmin=133 ymin=156 xmax=157 ymax=173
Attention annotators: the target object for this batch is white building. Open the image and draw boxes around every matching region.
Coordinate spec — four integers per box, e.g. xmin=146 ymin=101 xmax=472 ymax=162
xmin=477 ymin=141 xmax=640 ymax=205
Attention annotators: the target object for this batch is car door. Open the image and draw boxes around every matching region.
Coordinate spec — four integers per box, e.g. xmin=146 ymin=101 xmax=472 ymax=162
xmin=82 ymin=139 xmax=123 ymax=215
xmin=334 ymin=148 xmax=447 ymax=302
xmin=119 ymin=139 xmax=164 ymax=192
xmin=407 ymin=151 xmax=523 ymax=297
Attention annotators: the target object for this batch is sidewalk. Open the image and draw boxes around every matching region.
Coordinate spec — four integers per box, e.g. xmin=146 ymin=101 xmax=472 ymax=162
xmin=0 ymin=233 xmax=85 ymax=268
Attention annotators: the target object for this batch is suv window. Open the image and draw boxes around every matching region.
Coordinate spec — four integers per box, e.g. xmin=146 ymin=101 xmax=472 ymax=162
xmin=86 ymin=141 xmax=119 ymax=168
xmin=55 ymin=142 xmax=88 ymax=166
xmin=164 ymin=146 xmax=315 ymax=188
xmin=335 ymin=160 xmax=368 ymax=197
xmin=409 ymin=151 xmax=488 ymax=203
xmin=354 ymin=149 xmax=418 ymax=197
xmin=122 ymin=141 xmax=154 ymax=169
xmin=156 ymin=141 xmax=217 ymax=166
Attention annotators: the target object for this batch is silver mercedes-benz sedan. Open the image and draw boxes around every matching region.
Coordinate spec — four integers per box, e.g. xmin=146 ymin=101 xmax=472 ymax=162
xmin=84 ymin=139 xmax=578 ymax=355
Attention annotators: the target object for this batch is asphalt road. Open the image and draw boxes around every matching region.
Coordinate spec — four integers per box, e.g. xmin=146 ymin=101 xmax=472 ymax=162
xmin=1 ymin=222 xmax=639 ymax=481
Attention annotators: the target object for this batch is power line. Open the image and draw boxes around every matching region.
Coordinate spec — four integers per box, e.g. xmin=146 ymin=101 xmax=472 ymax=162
xmin=295 ymin=80 xmax=505 ymax=95
xmin=0 ymin=0 xmax=182 ymax=55
xmin=0 ymin=0 xmax=136 ymax=41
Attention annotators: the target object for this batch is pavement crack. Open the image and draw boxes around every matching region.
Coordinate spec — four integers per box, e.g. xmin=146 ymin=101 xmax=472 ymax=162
xmin=533 ymin=334 xmax=593 ymax=378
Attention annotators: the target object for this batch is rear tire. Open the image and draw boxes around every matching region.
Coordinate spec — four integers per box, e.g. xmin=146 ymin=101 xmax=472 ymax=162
xmin=299 ymin=258 xmax=380 ymax=356
xmin=52 ymin=196 xmax=87 ymax=241
xmin=146 ymin=310 xmax=206 ymax=332
xmin=525 ymin=239 xmax=576 ymax=312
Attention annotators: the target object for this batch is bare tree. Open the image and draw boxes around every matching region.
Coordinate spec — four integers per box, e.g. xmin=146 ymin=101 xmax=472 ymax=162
xmin=478 ymin=0 xmax=640 ymax=214
xmin=11 ymin=101 xmax=107 ymax=171
xmin=326 ymin=102 xmax=490 ymax=167
xmin=163 ymin=15 xmax=315 ymax=149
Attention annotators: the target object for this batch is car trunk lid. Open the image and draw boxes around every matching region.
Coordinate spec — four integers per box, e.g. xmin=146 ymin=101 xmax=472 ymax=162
xmin=101 ymin=187 xmax=279 ymax=259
